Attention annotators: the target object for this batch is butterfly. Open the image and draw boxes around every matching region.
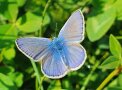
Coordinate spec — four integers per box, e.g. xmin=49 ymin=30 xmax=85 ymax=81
xmin=15 ymin=9 xmax=87 ymax=79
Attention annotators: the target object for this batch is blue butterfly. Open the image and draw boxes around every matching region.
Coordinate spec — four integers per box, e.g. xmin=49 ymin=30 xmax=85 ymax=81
xmin=15 ymin=9 xmax=87 ymax=79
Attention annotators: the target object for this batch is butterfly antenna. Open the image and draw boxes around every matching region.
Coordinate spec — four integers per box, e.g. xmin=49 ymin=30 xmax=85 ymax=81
xmin=55 ymin=23 xmax=58 ymax=37
xmin=51 ymin=23 xmax=58 ymax=39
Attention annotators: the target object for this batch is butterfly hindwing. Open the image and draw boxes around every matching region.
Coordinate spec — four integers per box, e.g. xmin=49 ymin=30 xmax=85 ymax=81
xmin=41 ymin=48 xmax=68 ymax=78
xmin=16 ymin=37 xmax=51 ymax=61
xmin=65 ymin=43 xmax=86 ymax=70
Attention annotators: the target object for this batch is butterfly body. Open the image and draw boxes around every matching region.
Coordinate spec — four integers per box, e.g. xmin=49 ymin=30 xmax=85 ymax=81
xmin=48 ymin=37 xmax=70 ymax=65
xmin=16 ymin=9 xmax=87 ymax=79
xmin=49 ymin=37 xmax=65 ymax=51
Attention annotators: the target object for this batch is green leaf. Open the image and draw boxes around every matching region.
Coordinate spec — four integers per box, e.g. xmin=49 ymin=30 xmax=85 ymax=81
xmin=0 ymin=24 xmax=17 ymax=49
xmin=109 ymin=34 xmax=122 ymax=58
xmin=17 ymin=12 xmax=42 ymax=33
xmin=104 ymin=73 xmax=122 ymax=89
xmin=62 ymin=79 xmax=73 ymax=90
xmin=3 ymin=47 xmax=16 ymax=60
xmin=16 ymin=0 xmax=26 ymax=7
xmin=0 ymin=0 xmax=18 ymax=21
xmin=0 ymin=24 xmax=18 ymax=40
xmin=0 ymin=66 xmax=15 ymax=75
xmin=100 ymin=56 xmax=119 ymax=69
xmin=106 ymin=87 xmax=122 ymax=90
xmin=118 ymin=73 xmax=122 ymax=86
xmin=43 ymin=13 xmax=50 ymax=26
xmin=92 ymin=0 xmax=115 ymax=8
xmin=0 ymin=73 xmax=17 ymax=90
xmin=8 ymin=0 xmax=18 ymax=22
xmin=86 ymin=7 xmax=116 ymax=42
xmin=0 ymin=54 xmax=3 ymax=62
xmin=9 ymin=72 xmax=23 ymax=87
xmin=114 ymin=0 xmax=122 ymax=20
xmin=47 ymin=80 xmax=62 ymax=90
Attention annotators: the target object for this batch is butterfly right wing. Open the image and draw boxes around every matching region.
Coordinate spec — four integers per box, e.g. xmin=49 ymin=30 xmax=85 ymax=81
xmin=58 ymin=10 xmax=86 ymax=71
xmin=15 ymin=37 xmax=51 ymax=61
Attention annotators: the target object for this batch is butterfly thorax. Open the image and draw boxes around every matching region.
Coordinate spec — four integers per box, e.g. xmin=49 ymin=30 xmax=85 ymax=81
xmin=49 ymin=37 xmax=65 ymax=51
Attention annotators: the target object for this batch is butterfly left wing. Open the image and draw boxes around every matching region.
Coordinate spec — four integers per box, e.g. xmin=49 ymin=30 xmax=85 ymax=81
xmin=15 ymin=37 xmax=51 ymax=61
xmin=58 ymin=9 xmax=85 ymax=43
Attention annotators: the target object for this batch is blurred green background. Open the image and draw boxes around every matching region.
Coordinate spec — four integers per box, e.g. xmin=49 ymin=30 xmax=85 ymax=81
xmin=0 ymin=0 xmax=122 ymax=90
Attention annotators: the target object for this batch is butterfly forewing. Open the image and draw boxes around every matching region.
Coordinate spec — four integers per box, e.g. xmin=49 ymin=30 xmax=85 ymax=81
xmin=58 ymin=10 xmax=85 ymax=43
xmin=16 ymin=37 xmax=51 ymax=61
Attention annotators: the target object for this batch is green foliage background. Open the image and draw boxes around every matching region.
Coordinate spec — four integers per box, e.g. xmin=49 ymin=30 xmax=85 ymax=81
xmin=0 ymin=0 xmax=122 ymax=90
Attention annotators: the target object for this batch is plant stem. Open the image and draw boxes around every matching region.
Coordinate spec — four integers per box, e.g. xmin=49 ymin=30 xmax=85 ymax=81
xmin=97 ymin=66 xmax=122 ymax=90
xmin=30 ymin=60 xmax=42 ymax=90
xmin=35 ymin=77 xmax=39 ymax=90
xmin=39 ymin=0 xmax=51 ymax=36
xmin=40 ymin=76 xmax=45 ymax=85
